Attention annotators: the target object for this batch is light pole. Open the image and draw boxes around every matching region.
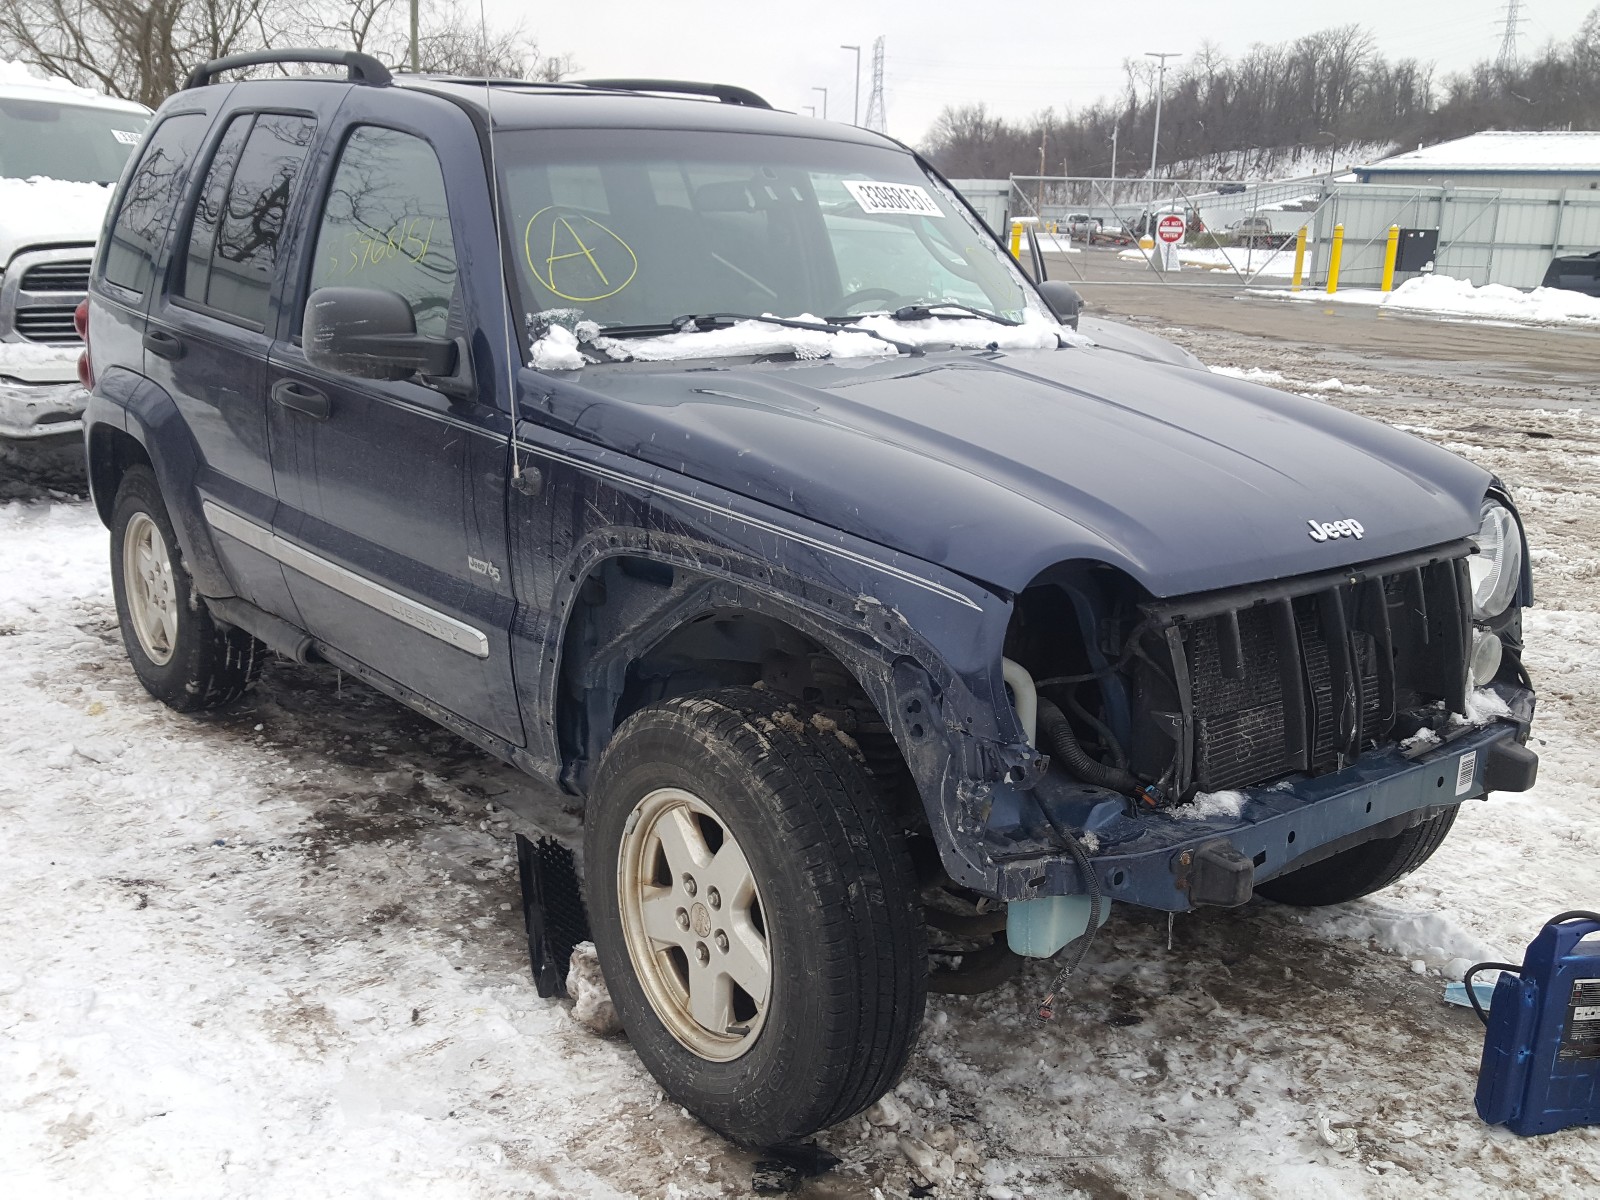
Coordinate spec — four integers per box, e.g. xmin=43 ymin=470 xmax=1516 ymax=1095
xmin=840 ymin=44 xmax=861 ymax=125
xmin=812 ymin=86 xmax=828 ymax=120
xmin=803 ymin=105 xmax=816 ymax=117
xmin=409 ymin=0 xmax=419 ymax=72
xmin=1145 ymin=51 xmax=1180 ymax=178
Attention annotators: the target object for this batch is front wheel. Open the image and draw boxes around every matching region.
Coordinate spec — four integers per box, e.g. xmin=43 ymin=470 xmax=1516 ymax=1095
xmin=110 ymin=465 xmax=264 ymax=712
xmin=584 ymin=687 xmax=927 ymax=1146
xmin=1256 ymin=805 xmax=1459 ymax=907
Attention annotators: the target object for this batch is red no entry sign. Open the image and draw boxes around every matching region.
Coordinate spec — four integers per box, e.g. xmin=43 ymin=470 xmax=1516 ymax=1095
xmin=1157 ymin=214 xmax=1185 ymax=243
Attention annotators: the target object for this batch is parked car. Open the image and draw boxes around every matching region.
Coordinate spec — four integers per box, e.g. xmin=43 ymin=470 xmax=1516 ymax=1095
xmin=0 ymin=72 xmax=148 ymax=468
xmin=83 ymin=50 xmax=1539 ymax=1149
xmin=1226 ymin=216 xmax=1282 ymax=247
xmin=1216 ymin=181 xmax=1247 ymax=195
xmin=1065 ymin=212 xmax=1102 ymax=241
xmin=1541 ymin=250 xmax=1600 ymax=297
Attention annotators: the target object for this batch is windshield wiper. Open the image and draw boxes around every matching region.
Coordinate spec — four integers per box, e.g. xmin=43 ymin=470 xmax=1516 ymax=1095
xmin=878 ymin=301 xmax=1019 ymax=327
xmin=597 ymin=312 xmax=921 ymax=356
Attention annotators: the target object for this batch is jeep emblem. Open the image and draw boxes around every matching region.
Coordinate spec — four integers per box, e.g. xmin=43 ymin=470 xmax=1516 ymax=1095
xmin=1308 ymin=518 xmax=1364 ymax=542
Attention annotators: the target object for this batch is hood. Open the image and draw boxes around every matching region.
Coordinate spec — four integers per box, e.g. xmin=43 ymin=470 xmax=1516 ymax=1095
xmin=0 ymin=176 xmax=113 ymax=266
xmin=531 ymin=344 xmax=1489 ymax=597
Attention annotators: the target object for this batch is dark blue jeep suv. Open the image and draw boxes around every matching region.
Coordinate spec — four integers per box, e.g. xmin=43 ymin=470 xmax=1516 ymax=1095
xmin=81 ymin=50 xmax=1539 ymax=1147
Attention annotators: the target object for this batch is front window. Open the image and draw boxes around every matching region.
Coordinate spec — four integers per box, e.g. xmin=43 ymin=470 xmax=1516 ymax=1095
xmin=496 ymin=128 xmax=1038 ymax=337
xmin=0 ymin=96 xmax=147 ymax=184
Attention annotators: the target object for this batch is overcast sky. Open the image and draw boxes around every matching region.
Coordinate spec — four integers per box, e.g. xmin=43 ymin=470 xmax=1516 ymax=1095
xmin=488 ymin=0 xmax=1596 ymax=144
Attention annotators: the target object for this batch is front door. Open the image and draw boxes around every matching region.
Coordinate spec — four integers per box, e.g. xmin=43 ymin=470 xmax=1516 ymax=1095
xmin=266 ymin=109 xmax=523 ymax=744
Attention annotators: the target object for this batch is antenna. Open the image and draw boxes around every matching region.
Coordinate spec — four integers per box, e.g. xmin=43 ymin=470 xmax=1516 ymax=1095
xmin=1497 ymin=0 xmax=1525 ymax=72
xmin=863 ymin=36 xmax=887 ymax=134
xmin=476 ymin=0 xmax=533 ymax=492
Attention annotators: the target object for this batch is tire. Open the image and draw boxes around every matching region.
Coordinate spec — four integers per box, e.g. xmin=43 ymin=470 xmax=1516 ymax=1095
xmin=584 ymin=687 xmax=927 ymax=1147
xmin=110 ymin=464 xmax=264 ymax=712
xmin=1256 ymin=805 xmax=1459 ymax=907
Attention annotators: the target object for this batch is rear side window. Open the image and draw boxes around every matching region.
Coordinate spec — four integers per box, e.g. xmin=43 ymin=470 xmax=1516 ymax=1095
xmin=180 ymin=114 xmax=253 ymax=309
xmin=195 ymin=114 xmax=316 ymax=327
xmin=308 ymin=126 xmax=458 ymax=338
xmin=102 ymin=113 xmax=208 ymax=295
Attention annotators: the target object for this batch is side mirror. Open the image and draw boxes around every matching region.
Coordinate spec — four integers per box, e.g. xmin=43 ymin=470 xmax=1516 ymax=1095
xmin=304 ymin=287 xmax=458 ymax=381
xmin=1038 ymin=280 xmax=1083 ymax=330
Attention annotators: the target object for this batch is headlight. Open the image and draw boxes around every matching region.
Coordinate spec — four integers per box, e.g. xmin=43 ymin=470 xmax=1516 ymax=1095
xmin=1469 ymin=501 xmax=1522 ymax=620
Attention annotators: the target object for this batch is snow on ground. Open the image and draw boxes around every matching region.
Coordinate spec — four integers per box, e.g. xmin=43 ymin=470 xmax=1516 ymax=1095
xmin=1120 ymin=245 xmax=1295 ymax=277
xmin=1256 ymin=274 xmax=1600 ymax=327
xmin=4 ymin=353 xmax=1600 ymax=1196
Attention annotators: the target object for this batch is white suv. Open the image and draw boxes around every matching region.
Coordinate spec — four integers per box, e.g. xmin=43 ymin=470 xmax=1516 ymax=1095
xmin=0 ymin=67 xmax=148 ymax=467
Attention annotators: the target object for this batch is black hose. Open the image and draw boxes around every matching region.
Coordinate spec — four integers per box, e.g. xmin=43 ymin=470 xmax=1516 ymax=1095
xmin=1034 ymin=796 xmax=1103 ymax=1019
xmin=1464 ymin=960 xmax=1524 ymax=1027
xmin=1065 ymin=687 xmax=1128 ymax=770
xmin=1037 ymin=697 xmax=1139 ymax=794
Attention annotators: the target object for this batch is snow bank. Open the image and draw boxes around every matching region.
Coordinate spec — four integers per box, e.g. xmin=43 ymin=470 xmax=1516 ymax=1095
xmin=1121 ymin=245 xmax=1295 ymax=277
xmin=1258 ymin=273 xmax=1600 ymax=326
xmin=1210 ymin=364 xmax=1381 ymax=396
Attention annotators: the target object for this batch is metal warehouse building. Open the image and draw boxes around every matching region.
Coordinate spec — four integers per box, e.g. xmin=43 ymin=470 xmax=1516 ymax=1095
xmin=1356 ymin=131 xmax=1600 ymax=192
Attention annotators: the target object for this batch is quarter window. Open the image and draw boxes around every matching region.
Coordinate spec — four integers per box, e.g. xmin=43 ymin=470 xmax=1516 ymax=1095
xmin=201 ymin=114 xmax=316 ymax=327
xmin=102 ymin=113 xmax=207 ymax=295
xmin=309 ymin=126 xmax=458 ymax=338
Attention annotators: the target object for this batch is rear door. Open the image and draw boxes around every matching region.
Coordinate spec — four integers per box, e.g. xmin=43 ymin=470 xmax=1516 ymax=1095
xmin=265 ymin=92 xmax=523 ymax=744
xmin=145 ymin=87 xmax=338 ymax=614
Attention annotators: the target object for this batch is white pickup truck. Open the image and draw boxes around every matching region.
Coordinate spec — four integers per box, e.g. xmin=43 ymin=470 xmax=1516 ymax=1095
xmin=0 ymin=68 xmax=148 ymax=469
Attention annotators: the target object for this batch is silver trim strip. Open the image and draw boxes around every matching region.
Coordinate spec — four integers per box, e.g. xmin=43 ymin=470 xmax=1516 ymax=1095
xmin=512 ymin=440 xmax=984 ymax=612
xmin=201 ymin=501 xmax=490 ymax=658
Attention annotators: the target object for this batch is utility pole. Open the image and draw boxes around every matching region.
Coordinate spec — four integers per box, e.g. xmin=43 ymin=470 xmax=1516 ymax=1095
xmin=841 ymin=44 xmax=861 ymax=124
xmin=864 ymin=37 xmax=887 ymax=134
xmin=1145 ymin=51 xmax=1180 ymax=178
xmin=1037 ymin=126 xmax=1047 ymax=215
xmin=813 ymin=86 xmax=828 ymax=120
xmin=1497 ymin=0 xmax=1525 ymax=72
xmin=1108 ymin=125 xmax=1118 ymax=179
xmin=409 ymin=0 xmax=420 ymax=73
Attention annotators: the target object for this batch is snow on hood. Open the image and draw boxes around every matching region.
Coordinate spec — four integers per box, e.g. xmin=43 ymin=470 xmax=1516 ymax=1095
xmin=0 ymin=176 xmax=114 ymax=265
xmin=528 ymin=309 xmax=1067 ymax=369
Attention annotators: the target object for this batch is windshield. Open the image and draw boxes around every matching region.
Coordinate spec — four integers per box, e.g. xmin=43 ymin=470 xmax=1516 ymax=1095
xmin=0 ymin=96 xmax=147 ymax=184
xmin=496 ymin=128 xmax=1038 ymax=336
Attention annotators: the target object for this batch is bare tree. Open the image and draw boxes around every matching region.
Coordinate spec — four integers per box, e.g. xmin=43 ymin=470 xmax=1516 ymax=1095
xmin=0 ymin=0 xmax=571 ymax=108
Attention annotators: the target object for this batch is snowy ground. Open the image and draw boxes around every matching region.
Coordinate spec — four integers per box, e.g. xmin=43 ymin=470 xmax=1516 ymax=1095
xmin=3 ymin=334 xmax=1600 ymax=1197
xmin=1254 ymin=273 xmax=1600 ymax=327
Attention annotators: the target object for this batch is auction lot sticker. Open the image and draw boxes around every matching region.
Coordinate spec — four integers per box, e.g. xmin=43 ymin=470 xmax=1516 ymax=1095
xmin=844 ymin=180 xmax=943 ymax=218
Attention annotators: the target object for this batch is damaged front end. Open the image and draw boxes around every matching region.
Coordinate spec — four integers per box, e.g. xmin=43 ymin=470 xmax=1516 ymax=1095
xmin=907 ymin=531 xmax=1537 ymax=931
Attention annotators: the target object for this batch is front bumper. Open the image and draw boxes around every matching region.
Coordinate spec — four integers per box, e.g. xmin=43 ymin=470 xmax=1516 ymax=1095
xmin=0 ymin=379 xmax=87 ymax=443
xmin=990 ymin=683 xmax=1535 ymax=912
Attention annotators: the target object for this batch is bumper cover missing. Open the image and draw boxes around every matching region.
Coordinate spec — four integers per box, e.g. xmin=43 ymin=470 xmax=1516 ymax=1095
xmin=990 ymin=687 xmax=1535 ymax=911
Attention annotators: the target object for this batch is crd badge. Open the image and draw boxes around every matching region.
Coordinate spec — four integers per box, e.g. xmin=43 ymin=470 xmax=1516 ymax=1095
xmin=1307 ymin=518 xmax=1365 ymax=542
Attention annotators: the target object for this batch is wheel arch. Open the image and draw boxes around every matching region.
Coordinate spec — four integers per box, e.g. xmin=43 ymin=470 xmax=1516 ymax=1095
xmin=84 ymin=369 xmax=232 ymax=596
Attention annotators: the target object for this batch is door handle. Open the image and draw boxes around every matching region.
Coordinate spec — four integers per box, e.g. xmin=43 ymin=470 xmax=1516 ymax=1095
xmin=143 ymin=329 xmax=185 ymax=360
xmin=271 ymin=379 xmax=331 ymax=420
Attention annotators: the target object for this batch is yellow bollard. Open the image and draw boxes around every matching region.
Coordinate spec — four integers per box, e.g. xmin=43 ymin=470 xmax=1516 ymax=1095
xmin=1325 ymin=224 xmax=1345 ymax=295
xmin=1291 ymin=226 xmax=1308 ymax=292
xmin=1009 ymin=218 xmax=1024 ymax=260
xmin=1381 ymin=224 xmax=1401 ymax=292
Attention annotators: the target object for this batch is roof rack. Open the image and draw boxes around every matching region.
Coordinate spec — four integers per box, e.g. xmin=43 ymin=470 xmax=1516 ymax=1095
xmin=574 ymin=78 xmax=773 ymax=109
xmin=183 ymin=48 xmax=392 ymax=91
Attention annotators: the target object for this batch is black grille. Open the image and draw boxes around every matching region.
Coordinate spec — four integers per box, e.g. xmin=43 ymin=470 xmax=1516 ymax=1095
xmin=19 ymin=260 xmax=91 ymax=293
xmin=14 ymin=306 xmax=80 ymax=343
xmin=1168 ymin=549 xmax=1471 ymax=793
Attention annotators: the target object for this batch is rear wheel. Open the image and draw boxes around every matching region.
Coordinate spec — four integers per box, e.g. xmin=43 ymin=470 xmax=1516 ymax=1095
xmin=584 ymin=687 xmax=926 ymax=1147
xmin=1256 ymin=805 xmax=1459 ymax=907
xmin=110 ymin=465 xmax=263 ymax=711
